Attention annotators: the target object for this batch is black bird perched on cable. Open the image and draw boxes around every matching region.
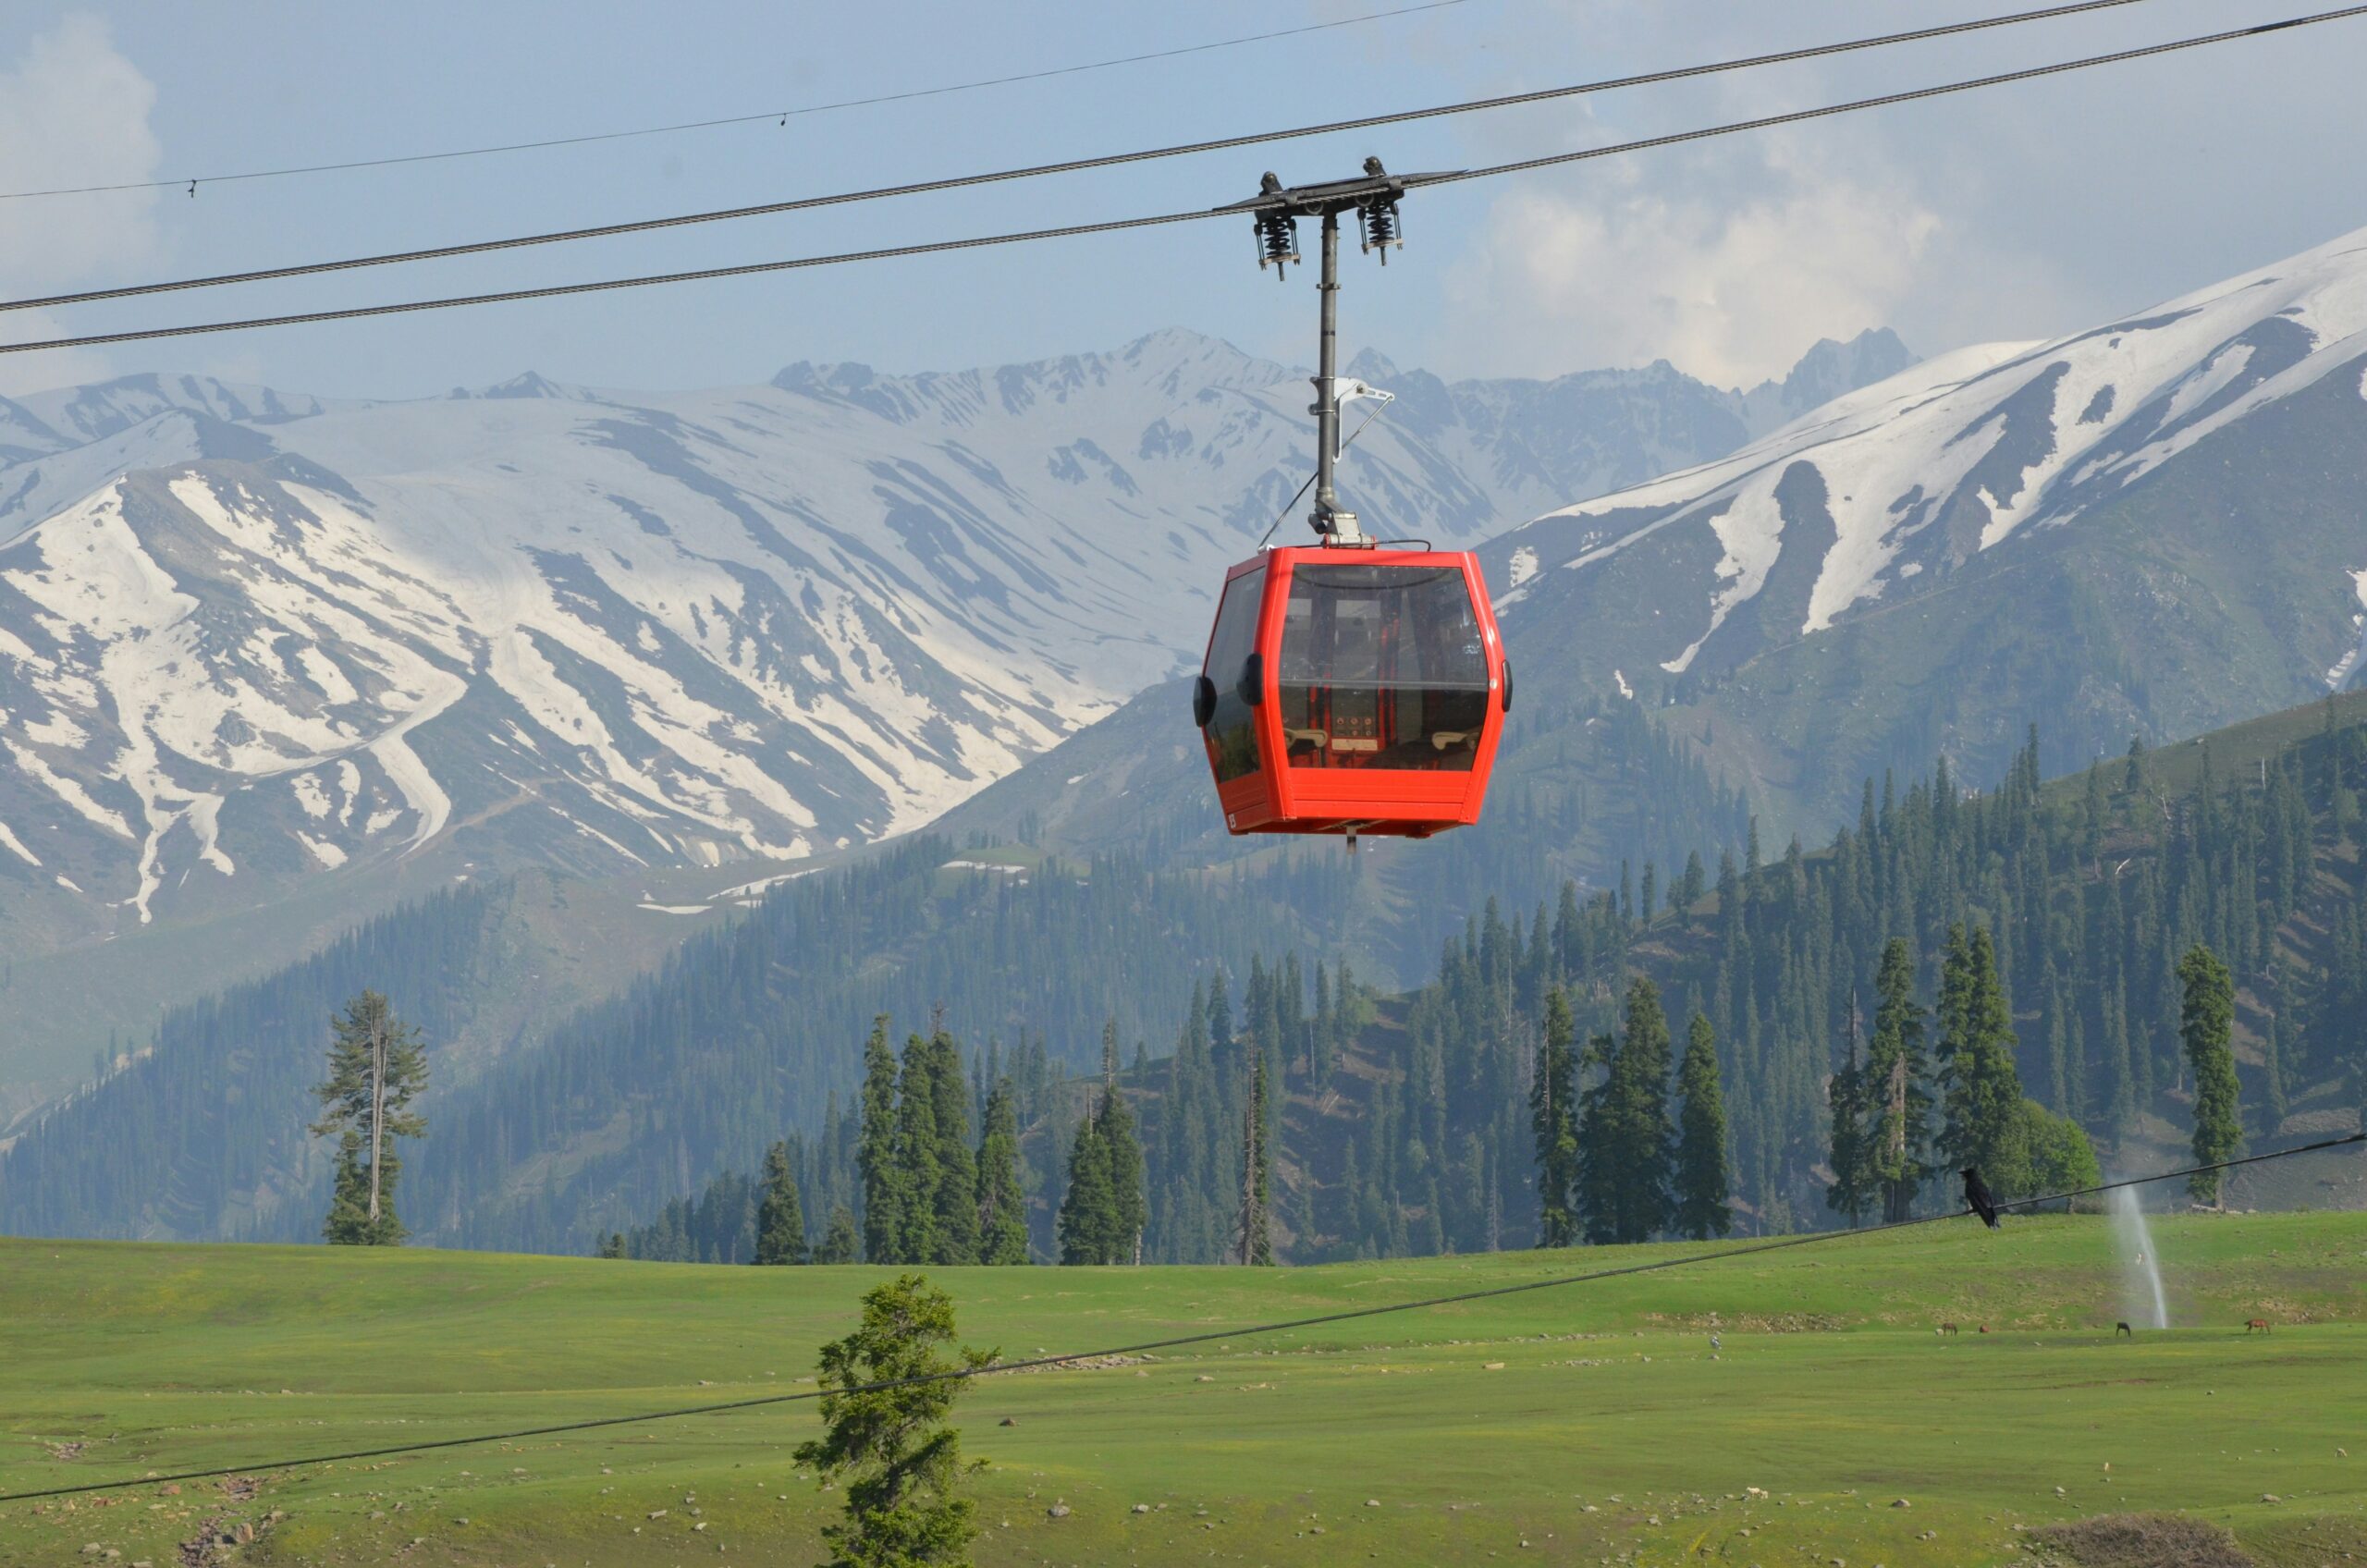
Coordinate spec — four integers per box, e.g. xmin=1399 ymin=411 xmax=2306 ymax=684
xmin=1961 ymin=1168 xmax=2001 ymax=1229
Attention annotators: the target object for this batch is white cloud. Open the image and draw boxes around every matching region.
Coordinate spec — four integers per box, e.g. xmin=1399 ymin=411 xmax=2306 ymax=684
xmin=1439 ymin=148 xmax=1943 ymax=387
xmin=0 ymin=15 xmax=162 ymax=395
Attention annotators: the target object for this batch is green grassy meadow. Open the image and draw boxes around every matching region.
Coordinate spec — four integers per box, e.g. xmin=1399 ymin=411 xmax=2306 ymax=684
xmin=3 ymin=1212 xmax=2362 ymax=1567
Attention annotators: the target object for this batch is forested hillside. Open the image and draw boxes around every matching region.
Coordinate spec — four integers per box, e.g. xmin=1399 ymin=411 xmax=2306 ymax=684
xmin=0 ymin=838 xmax=1342 ymax=1245
xmin=610 ymin=692 xmax=2367 ymax=1265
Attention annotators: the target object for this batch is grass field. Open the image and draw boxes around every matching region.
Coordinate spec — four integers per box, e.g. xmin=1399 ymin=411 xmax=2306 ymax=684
xmin=3 ymin=1211 xmax=2363 ymax=1567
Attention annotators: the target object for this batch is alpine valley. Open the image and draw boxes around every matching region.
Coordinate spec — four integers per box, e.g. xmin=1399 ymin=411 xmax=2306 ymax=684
xmin=0 ymin=324 xmax=1906 ymax=1112
xmin=6 ymin=219 xmax=2367 ymax=1248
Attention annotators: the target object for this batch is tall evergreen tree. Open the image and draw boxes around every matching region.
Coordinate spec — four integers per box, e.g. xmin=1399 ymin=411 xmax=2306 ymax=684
xmin=754 ymin=1139 xmax=808 ymax=1265
xmin=1825 ymin=994 xmax=1875 ymax=1228
xmin=1674 ymin=1013 xmax=1733 ymax=1240
xmin=974 ymin=1079 xmax=1030 ymax=1266
xmin=1237 ymin=1055 xmax=1274 ymax=1265
xmin=1937 ymin=926 xmax=2030 ymax=1198
xmin=1530 ymin=986 xmax=1581 ymax=1247
xmin=1057 ymin=1097 xmax=1114 ymax=1265
xmin=1573 ymin=1029 xmax=1620 ymax=1245
xmin=857 ymin=1017 xmax=905 ymax=1265
xmin=922 ymin=1023 xmax=980 ymax=1266
xmin=2179 ymin=943 xmax=2243 ymax=1207
xmin=892 ymin=1032 xmax=946 ymax=1265
xmin=310 ymin=990 xmax=428 ymax=1246
xmin=1864 ymin=938 xmax=1933 ymax=1223
xmin=1096 ymin=1027 xmax=1148 ymax=1265
xmin=1606 ymin=977 xmax=1677 ymax=1243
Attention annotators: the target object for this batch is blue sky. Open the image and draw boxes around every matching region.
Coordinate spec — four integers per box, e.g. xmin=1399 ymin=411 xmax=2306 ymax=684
xmin=3 ymin=1 xmax=2363 ymax=399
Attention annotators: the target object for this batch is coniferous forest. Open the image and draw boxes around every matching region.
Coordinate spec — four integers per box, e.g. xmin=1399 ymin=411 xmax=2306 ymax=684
xmin=6 ymin=699 xmax=2363 ymax=1261
xmin=607 ymin=702 xmax=2367 ymax=1265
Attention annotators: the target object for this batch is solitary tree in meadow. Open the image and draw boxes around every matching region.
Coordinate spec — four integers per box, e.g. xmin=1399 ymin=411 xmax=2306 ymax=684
xmin=796 ymin=1273 xmax=992 ymax=1568
xmin=311 ymin=989 xmax=426 ymax=1246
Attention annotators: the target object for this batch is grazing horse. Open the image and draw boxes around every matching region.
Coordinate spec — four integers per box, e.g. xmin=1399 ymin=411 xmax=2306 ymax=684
xmin=2115 ymin=1321 xmax=2133 ymax=1338
xmin=2247 ymin=1318 xmax=2272 ymax=1334
xmin=1937 ymin=1323 xmax=1958 ymax=1336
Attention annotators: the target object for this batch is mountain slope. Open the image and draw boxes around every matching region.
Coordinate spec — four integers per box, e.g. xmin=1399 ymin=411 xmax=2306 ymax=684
xmin=0 ymin=329 xmax=1903 ymax=1109
xmin=1483 ymin=226 xmax=2367 ymax=834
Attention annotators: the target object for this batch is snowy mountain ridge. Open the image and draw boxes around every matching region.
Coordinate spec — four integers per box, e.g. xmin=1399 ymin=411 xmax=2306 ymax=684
xmin=1501 ymin=226 xmax=2367 ymax=687
xmin=0 ymin=328 xmax=1904 ymax=942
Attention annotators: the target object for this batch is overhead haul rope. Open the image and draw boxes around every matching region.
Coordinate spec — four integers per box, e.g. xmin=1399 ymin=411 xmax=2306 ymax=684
xmin=0 ymin=0 xmax=2184 ymax=314
xmin=1 ymin=5 xmax=2357 ymax=359
xmin=1 ymin=1130 xmax=2355 ymax=1507
xmin=0 ymin=4 xmax=2348 ymax=360
xmin=0 ymin=0 xmax=1481 ymax=202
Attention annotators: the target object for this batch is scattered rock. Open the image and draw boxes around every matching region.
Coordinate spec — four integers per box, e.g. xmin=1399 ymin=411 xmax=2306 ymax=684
xmin=1132 ymin=1503 xmax=1151 ymax=1514
xmin=1891 ymin=1499 xmax=1911 ymax=1509
xmin=693 ymin=1521 xmax=710 ymax=1532
xmin=999 ymin=1416 xmax=1018 ymax=1427
xmin=2261 ymin=1493 xmax=2282 ymax=1504
xmin=647 ymin=1509 xmax=668 ymax=1520
xmin=1196 ymin=1375 xmax=1215 ymax=1383
xmin=1047 ymin=1503 xmax=1072 ymax=1519
xmin=1366 ymin=1500 xmax=1381 ymax=1508
xmin=1483 ymin=1363 xmax=1506 ymax=1371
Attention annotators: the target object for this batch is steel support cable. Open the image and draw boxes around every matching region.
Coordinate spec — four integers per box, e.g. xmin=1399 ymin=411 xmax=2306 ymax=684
xmin=6 ymin=5 xmax=2361 ymax=360
xmin=0 ymin=0 xmax=1479 ymax=202
xmin=0 ymin=1130 xmax=2354 ymax=1507
xmin=0 ymin=0 xmax=2178 ymax=316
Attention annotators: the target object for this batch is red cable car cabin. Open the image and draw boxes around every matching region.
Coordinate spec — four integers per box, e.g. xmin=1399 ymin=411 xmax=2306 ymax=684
xmin=1193 ymin=545 xmax=1509 ymax=839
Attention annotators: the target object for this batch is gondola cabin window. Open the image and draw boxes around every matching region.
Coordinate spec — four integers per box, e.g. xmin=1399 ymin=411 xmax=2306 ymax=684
xmin=1202 ymin=564 xmax=1266 ymax=783
xmin=1278 ymin=562 xmax=1488 ymax=772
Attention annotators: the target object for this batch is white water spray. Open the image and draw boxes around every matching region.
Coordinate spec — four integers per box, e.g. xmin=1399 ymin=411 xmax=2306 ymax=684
xmin=2109 ymin=1183 xmax=2168 ymax=1329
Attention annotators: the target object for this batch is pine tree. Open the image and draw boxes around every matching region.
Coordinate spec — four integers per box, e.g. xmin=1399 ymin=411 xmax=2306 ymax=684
xmin=1674 ymin=1013 xmax=1733 ymax=1240
xmin=857 ymin=1017 xmax=905 ymax=1265
xmin=816 ymin=1204 xmax=861 ymax=1265
xmin=1573 ymin=1030 xmax=1620 ymax=1245
xmin=1937 ymin=926 xmax=2030 ymax=1199
xmin=1606 ymin=977 xmax=1677 ymax=1243
xmin=1529 ymin=986 xmax=1581 ymax=1247
xmin=1096 ymin=1029 xmax=1148 ymax=1265
xmin=1864 ymin=938 xmax=1933 ymax=1223
xmin=974 ymin=1079 xmax=1030 ymax=1266
xmin=1825 ymin=994 xmax=1874 ymax=1229
xmin=2179 ymin=943 xmax=2243 ymax=1207
xmin=310 ymin=990 xmax=428 ymax=1246
xmin=795 ymin=1273 xmax=991 ymax=1568
xmin=1057 ymin=1099 xmax=1114 ymax=1265
xmin=1237 ymin=1054 xmax=1273 ymax=1265
xmin=754 ymin=1139 xmax=807 ymax=1265
xmin=596 ymin=1231 xmax=625 ymax=1259
xmin=923 ymin=1023 xmax=979 ymax=1267
xmin=892 ymin=1033 xmax=945 ymax=1265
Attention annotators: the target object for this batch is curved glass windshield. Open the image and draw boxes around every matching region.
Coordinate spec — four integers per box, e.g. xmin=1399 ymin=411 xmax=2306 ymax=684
xmin=1200 ymin=567 xmax=1266 ymax=784
xmin=1278 ymin=562 xmax=1489 ymax=772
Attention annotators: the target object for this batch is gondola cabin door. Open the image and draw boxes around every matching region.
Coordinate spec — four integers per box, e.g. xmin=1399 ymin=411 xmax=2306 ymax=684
xmin=1194 ymin=545 xmax=1507 ymax=839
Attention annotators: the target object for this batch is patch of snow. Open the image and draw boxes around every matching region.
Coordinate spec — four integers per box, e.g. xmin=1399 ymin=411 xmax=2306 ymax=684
xmin=1613 ymin=668 xmax=1635 ymax=699
xmin=1507 ymin=545 xmax=1539 ymax=589
xmin=943 ymin=858 xmax=1027 ymax=874
xmin=636 ymin=901 xmax=712 ymax=915
xmin=0 ymin=819 xmax=39 ymax=866
xmin=299 ymin=834 xmax=349 ymax=868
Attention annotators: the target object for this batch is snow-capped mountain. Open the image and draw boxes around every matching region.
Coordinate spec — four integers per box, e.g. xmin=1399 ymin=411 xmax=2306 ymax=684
xmin=1486 ymin=224 xmax=2367 ymax=824
xmin=0 ymin=329 xmax=1905 ymax=949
